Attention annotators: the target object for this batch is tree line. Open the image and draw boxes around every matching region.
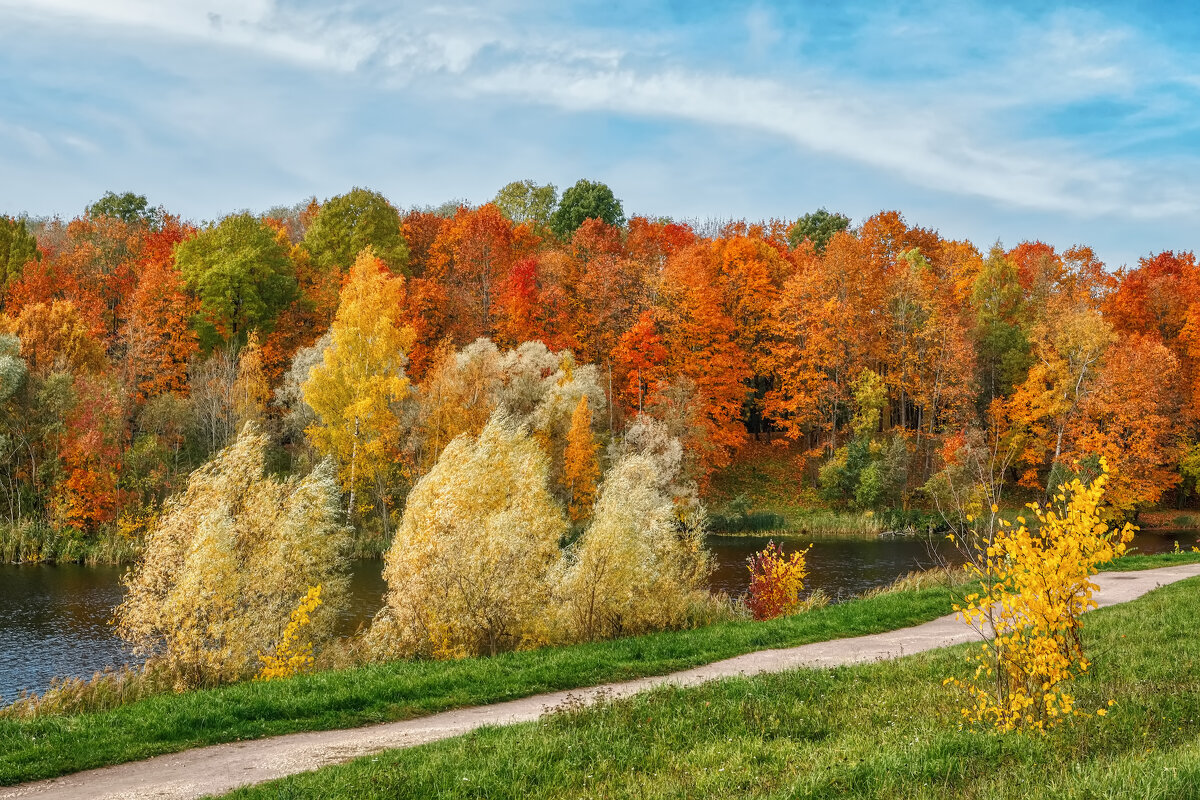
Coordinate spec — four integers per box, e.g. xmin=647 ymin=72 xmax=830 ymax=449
xmin=0 ymin=180 xmax=1194 ymax=556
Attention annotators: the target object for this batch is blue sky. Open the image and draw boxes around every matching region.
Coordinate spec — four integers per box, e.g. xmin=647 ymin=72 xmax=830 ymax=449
xmin=1 ymin=0 xmax=1198 ymax=268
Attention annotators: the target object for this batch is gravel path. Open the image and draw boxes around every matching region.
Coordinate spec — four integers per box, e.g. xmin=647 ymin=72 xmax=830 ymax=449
xmin=6 ymin=563 xmax=1199 ymax=800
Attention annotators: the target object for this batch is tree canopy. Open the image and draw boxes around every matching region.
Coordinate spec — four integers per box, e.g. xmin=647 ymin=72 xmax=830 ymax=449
xmin=175 ymin=213 xmax=297 ymax=347
xmin=550 ymin=179 xmax=625 ymax=239
xmin=302 ymin=187 xmax=409 ymax=275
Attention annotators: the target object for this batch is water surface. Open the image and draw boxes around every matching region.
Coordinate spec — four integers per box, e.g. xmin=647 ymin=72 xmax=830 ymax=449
xmin=2 ymin=529 xmax=1195 ymax=700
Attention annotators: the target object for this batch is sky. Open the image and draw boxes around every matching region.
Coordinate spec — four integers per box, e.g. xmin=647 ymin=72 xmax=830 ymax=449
xmin=1 ymin=0 xmax=1198 ymax=269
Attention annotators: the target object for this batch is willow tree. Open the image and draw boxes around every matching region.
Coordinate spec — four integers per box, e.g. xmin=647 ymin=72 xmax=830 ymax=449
xmin=115 ymin=424 xmax=349 ymax=686
xmin=554 ymin=450 xmax=710 ymax=642
xmin=371 ymin=415 xmax=567 ymax=658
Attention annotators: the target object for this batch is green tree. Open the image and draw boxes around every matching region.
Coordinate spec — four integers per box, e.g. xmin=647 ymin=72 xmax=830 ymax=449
xmin=787 ymin=208 xmax=851 ymax=253
xmin=301 ymin=187 xmax=409 ymax=275
xmin=176 ymin=213 xmax=297 ymax=348
xmin=973 ymin=244 xmax=1031 ymax=407
xmin=550 ymin=179 xmax=625 ymax=239
xmin=0 ymin=216 xmax=39 ymax=288
xmin=818 ymin=369 xmax=906 ymax=510
xmin=493 ymin=180 xmax=558 ymax=228
xmin=87 ymin=191 xmax=161 ymax=227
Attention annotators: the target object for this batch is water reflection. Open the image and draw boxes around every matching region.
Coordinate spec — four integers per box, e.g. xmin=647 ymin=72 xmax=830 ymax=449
xmin=707 ymin=534 xmax=959 ymax=600
xmin=2 ymin=528 xmax=1197 ymax=699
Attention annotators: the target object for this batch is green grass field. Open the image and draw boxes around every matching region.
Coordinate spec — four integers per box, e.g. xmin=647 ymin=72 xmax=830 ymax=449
xmin=222 ymin=568 xmax=1200 ymax=800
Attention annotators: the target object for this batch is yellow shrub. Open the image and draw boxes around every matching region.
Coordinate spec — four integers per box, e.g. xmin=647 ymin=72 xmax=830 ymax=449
xmin=947 ymin=461 xmax=1134 ymax=731
xmin=257 ymin=585 xmax=323 ymax=681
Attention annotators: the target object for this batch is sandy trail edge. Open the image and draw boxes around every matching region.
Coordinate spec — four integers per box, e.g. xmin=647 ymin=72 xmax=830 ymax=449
xmin=6 ymin=563 xmax=1199 ymax=800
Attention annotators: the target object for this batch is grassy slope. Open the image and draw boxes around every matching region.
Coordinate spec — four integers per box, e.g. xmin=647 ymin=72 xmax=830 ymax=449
xmin=0 ymin=586 xmax=957 ymax=786
xmin=224 ymin=572 xmax=1200 ymax=800
xmin=3 ymin=552 xmax=1194 ymax=788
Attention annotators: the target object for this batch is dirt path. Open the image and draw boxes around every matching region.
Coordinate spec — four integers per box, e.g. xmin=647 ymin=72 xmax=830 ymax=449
xmin=6 ymin=563 xmax=1199 ymax=800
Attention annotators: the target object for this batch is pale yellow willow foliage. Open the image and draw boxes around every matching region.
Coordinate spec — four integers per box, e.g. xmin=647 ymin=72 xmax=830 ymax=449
xmin=371 ymin=415 xmax=567 ymax=658
xmin=257 ymin=585 xmax=323 ymax=681
xmin=553 ymin=453 xmax=711 ymax=642
xmin=303 ymin=248 xmax=415 ymax=505
xmin=115 ymin=425 xmax=350 ymax=687
xmin=947 ymin=461 xmax=1133 ymax=732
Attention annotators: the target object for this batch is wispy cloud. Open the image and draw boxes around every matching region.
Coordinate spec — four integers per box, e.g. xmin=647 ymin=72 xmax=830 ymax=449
xmin=2 ymin=0 xmax=1199 ymax=265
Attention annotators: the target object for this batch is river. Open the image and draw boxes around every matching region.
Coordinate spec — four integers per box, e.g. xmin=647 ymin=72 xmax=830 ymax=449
xmin=2 ymin=529 xmax=1196 ymax=701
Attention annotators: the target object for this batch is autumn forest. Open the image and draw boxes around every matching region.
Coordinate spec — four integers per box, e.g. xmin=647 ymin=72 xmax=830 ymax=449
xmin=0 ymin=180 xmax=1193 ymax=563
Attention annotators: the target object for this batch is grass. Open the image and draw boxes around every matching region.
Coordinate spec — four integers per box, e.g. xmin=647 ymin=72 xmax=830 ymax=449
xmin=221 ymin=571 xmax=1200 ymax=800
xmin=0 ymin=520 xmax=142 ymax=565
xmin=0 ymin=584 xmax=961 ymax=786
xmin=2 ymin=552 xmax=1195 ymax=788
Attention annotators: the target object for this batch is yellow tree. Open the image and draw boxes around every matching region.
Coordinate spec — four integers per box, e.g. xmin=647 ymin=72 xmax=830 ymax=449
xmin=303 ymin=248 xmax=414 ymax=531
xmin=562 ymin=395 xmax=600 ymax=523
xmin=1006 ymin=306 xmax=1115 ymax=490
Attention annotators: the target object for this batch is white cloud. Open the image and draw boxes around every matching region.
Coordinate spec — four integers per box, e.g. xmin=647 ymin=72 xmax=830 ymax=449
xmin=4 ymin=0 xmax=380 ymax=70
xmin=2 ymin=0 xmax=1200 ymax=226
xmin=467 ymin=63 xmax=1194 ymax=219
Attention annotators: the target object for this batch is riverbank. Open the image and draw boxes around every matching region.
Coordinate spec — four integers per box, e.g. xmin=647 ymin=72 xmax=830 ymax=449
xmin=3 ymin=552 xmax=1197 ymax=789
xmin=0 ymin=523 xmax=389 ymax=565
xmin=0 ymin=578 xmax=966 ymax=786
xmin=220 ymin=566 xmax=1200 ymax=800
xmin=1137 ymin=509 xmax=1200 ymax=529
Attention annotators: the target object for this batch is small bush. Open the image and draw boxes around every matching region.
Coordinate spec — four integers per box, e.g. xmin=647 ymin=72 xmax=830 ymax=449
xmin=257 ymin=585 xmax=323 ymax=681
xmin=746 ymin=540 xmax=811 ymax=621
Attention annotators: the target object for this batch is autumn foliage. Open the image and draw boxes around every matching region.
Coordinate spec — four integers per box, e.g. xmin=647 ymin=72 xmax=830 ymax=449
xmin=115 ymin=425 xmax=349 ymax=686
xmin=948 ymin=464 xmax=1134 ymax=731
xmin=0 ymin=185 xmax=1196 ymax=584
xmin=746 ymin=541 xmax=810 ymax=621
xmin=563 ymin=395 xmax=600 ymax=522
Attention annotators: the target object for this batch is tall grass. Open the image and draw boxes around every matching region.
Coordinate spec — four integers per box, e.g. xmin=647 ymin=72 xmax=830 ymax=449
xmin=0 ymin=665 xmax=173 ymax=720
xmin=0 ymin=521 xmax=142 ymax=565
xmin=861 ymin=565 xmax=972 ymax=598
xmin=707 ymin=510 xmax=788 ymax=533
xmin=788 ymin=509 xmax=885 ymax=536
